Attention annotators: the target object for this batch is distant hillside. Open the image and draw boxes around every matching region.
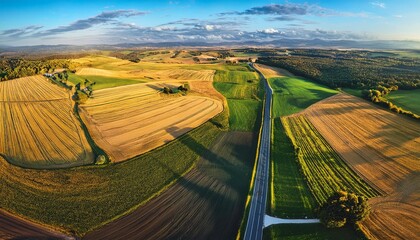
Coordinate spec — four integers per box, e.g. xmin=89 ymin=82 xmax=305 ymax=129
xmin=1 ymin=39 xmax=420 ymax=53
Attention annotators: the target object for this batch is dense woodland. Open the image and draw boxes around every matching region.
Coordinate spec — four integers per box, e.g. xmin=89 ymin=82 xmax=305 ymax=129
xmin=257 ymin=52 xmax=420 ymax=90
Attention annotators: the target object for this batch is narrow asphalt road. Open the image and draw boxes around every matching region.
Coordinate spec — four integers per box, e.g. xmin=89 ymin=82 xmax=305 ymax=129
xmin=244 ymin=63 xmax=272 ymax=240
xmin=244 ymin=64 xmax=320 ymax=240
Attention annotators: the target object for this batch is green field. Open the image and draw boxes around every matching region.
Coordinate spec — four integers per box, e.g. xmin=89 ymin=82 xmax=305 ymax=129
xmin=282 ymin=116 xmax=378 ymax=204
xmin=213 ymin=82 xmax=259 ymax=99
xmin=268 ymin=76 xmax=337 ymax=117
xmin=386 ymin=89 xmax=420 ymax=115
xmin=68 ymin=73 xmax=143 ymax=90
xmin=263 ymin=224 xmax=365 ymax=240
xmin=227 ymin=99 xmax=261 ymax=131
xmin=269 ymin=119 xmax=316 ymax=218
xmin=213 ymin=70 xmax=257 ymax=83
xmin=213 ymin=66 xmax=263 ymax=131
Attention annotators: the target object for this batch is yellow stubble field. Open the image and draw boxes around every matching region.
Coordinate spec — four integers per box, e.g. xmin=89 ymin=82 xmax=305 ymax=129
xmin=79 ymin=82 xmax=223 ymax=162
xmin=0 ymin=76 xmax=94 ymax=168
xmin=303 ymin=93 xmax=419 ymax=240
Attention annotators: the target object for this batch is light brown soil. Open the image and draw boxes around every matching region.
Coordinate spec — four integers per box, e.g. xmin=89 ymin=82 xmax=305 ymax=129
xmin=80 ymin=82 xmax=223 ymax=162
xmin=0 ymin=76 xmax=94 ymax=168
xmin=188 ymin=80 xmax=225 ymax=102
xmin=254 ymin=64 xmax=294 ymax=78
xmin=83 ymin=131 xmax=255 ymax=240
xmin=302 ymin=93 xmax=420 ymax=240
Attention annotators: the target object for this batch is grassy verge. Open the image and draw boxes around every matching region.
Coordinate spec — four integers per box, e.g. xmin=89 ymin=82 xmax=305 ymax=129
xmin=236 ymin=98 xmax=264 ymax=240
xmin=269 ymin=76 xmax=337 ymax=117
xmin=270 ymin=119 xmax=316 ymax=218
xmin=282 ymin=116 xmax=379 ymax=205
xmin=263 ymin=224 xmax=366 ymax=240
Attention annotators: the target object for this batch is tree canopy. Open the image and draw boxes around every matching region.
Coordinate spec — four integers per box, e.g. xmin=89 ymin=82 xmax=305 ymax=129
xmin=319 ymin=191 xmax=370 ymax=228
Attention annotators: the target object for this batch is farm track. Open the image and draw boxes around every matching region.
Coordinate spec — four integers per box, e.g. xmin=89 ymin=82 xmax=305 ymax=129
xmin=84 ymin=132 xmax=255 ymax=240
xmin=303 ymin=93 xmax=420 ymax=240
xmin=80 ymin=82 xmax=223 ymax=162
xmin=0 ymin=76 xmax=94 ymax=168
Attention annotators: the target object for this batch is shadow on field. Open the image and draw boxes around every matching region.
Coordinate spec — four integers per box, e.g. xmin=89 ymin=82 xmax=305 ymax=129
xmin=84 ymin=127 xmax=256 ymax=240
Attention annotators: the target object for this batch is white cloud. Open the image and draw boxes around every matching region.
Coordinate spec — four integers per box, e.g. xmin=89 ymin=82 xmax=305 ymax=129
xmin=204 ymin=25 xmax=215 ymax=31
xmin=371 ymin=2 xmax=386 ymax=9
xmin=260 ymin=28 xmax=279 ymax=34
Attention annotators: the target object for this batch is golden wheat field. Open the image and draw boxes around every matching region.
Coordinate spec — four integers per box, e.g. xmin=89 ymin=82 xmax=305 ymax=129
xmin=0 ymin=76 xmax=94 ymax=168
xmin=303 ymin=93 xmax=420 ymax=240
xmin=254 ymin=63 xmax=293 ymax=78
xmin=76 ymin=67 xmax=215 ymax=82
xmin=79 ymin=82 xmax=223 ymax=162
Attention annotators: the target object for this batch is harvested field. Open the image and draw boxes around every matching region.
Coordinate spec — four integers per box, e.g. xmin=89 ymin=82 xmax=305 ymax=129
xmin=80 ymin=83 xmax=223 ymax=161
xmin=84 ymin=131 xmax=255 ymax=240
xmin=0 ymin=209 xmax=69 ymax=240
xmin=188 ymin=80 xmax=225 ymax=101
xmin=254 ymin=63 xmax=293 ymax=78
xmin=0 ymin=75 xmax=67 ymax=101
xmin=303 ymin=93 xmax=420 ymax=240
xmin=0 ymin=76 xmax=93 ymax=168
xmin=77 ymin=67 xmax=214 ymax=82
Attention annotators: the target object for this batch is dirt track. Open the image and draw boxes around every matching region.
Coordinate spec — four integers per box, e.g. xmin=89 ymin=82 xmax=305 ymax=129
xmin=84 ymin=131 xmax=255 ymax=240
xmin=303 ymin=93 xmax=420 ymax=240
xmin=0 ymin=209 xmax=70 ymax=240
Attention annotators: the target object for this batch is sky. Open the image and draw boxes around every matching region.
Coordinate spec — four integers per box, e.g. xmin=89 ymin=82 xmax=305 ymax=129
xmin=1 ymin=0 xmax=419 ymax=46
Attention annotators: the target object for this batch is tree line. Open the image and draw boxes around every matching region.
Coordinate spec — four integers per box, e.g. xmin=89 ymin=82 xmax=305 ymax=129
xmin=0 ymin=58 xmax=79 ymax=81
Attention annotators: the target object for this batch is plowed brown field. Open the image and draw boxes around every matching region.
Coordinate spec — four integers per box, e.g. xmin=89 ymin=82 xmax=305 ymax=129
xmin=80 ymin=82 xmax=223 ymax=162
xmin=0 ymin=209 xmax=69 ymax=240
xmin=0 ymin=76 xmax=94 ymax=168
xmin=84 ymin=131 xmax=255 ymax=240
xmin=302 ymin=93 xmax=420 ymax=240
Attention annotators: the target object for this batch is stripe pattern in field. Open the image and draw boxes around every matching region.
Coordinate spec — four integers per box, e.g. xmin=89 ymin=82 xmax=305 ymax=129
xmin=80 ymin=83 xmax=223 ymax=162
xmin=0 ymin=76 xmax=94 ymax=168
xmin=302 ymin=93 xmax=420 ymax=240
xmin=282 ymin=115 xmax=378 ymax=204
xmin=77 ymin=67 xmax=215 ymax=82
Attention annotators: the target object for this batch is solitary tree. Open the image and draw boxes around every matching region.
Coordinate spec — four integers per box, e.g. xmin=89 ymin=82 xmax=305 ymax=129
xmin=319 ymin=191 xmax=370 ymax=228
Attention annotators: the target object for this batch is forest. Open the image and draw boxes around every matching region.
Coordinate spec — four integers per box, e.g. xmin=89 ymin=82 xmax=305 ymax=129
xmin=257 ymin=51 xmax=420 ymax=90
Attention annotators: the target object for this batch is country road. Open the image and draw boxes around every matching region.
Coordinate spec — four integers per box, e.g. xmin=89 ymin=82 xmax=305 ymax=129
xmin=244 ymin=63 xmax=320 ymax=240
xmin=243 ymin=63 xmax=272 ymax=240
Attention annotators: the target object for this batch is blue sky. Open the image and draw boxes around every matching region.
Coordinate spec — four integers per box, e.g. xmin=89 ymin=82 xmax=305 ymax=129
xmin=1 ymin=0 xmax=419 ymax=46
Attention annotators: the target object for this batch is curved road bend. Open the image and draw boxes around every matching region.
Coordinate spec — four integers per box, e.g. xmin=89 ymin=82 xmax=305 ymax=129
xmin=244 ymin=63 xmax=273 ymax=240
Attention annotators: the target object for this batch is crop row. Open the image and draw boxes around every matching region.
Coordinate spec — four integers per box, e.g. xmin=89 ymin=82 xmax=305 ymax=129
xmin=282 ymin=115 xmax=378 ymax=204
